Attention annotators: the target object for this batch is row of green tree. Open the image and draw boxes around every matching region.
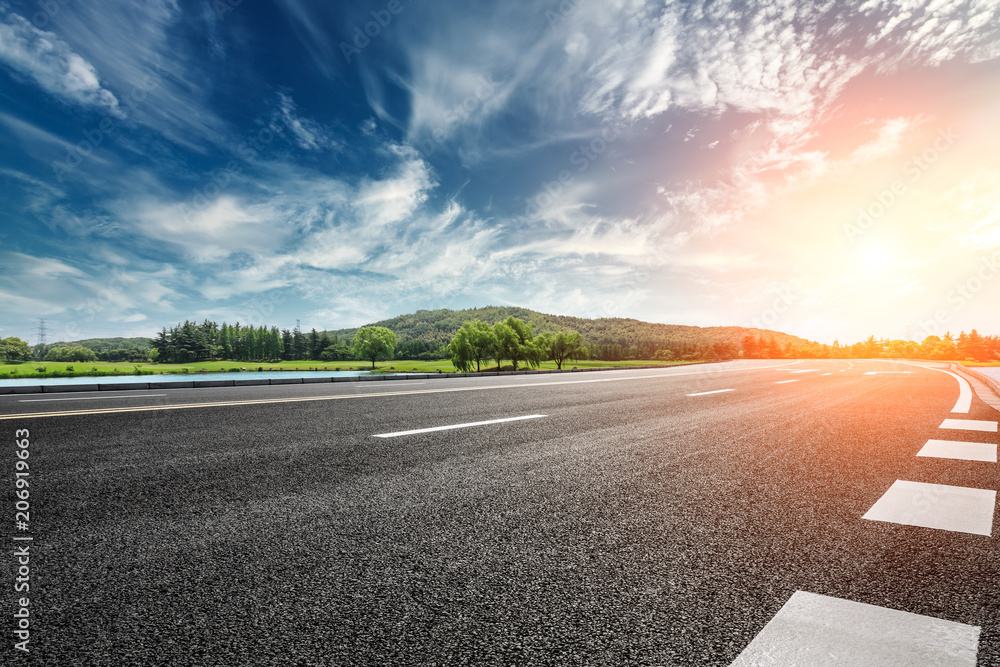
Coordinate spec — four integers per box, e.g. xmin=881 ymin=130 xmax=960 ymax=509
xmin=760 ymin=331 xmax=1000 ymax=362
xmin=151 ymin=321 xmax=354 ymax=363
xmin=448 ymin=317 xmax=586 ymax=371
xmin=149 ymin=320 xmax=448 ymax=364
xmin=10 ymin=320 xmax=998 ymax=368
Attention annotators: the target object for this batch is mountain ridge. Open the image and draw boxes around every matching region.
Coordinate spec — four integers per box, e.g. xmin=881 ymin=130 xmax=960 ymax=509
xmin=326 ymin=305 xmax=815 ymax=350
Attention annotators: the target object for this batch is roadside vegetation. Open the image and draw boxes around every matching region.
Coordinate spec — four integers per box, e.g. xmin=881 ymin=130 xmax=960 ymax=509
xmin=447 ymin=317 xmax=586 ymax=371
xmin=3 ymin=307 xmax=999 ymax=380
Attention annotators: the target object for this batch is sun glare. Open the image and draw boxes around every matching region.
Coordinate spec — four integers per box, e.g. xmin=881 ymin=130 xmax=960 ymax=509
xmin=862 ymin=246 xmax=889 ymax=272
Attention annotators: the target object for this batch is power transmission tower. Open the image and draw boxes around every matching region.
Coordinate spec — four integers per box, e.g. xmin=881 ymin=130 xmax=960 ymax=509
xmin=34 ymin=319 xmax=48 ymax=360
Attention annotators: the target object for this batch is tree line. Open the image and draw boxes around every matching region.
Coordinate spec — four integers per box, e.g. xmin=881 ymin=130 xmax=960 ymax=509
xmin=151 ymin=320 xmax=352 ymax=363
xmin=9 ymin=320 xmax=998 ymax=368
xmin=764 ymin=331 xmax=1000 ymax=362
xmin=448 ymin=317 xmax=586 ymax=371
xmin=149 ymin=320 xmax=403 ymax=367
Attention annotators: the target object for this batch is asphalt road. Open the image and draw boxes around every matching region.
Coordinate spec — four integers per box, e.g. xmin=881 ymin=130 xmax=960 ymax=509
xmin=2 ymin=359 xmax=998 ymax=665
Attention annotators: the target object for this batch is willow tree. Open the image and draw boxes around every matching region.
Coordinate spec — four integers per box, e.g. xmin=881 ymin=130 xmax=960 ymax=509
xmin=351 ymin=326 xmax=397 ymax=369
xmin=539 ymin=331 xmax=586 ymax=369
xmin=449 ymin=321 xmax=498 ymax=372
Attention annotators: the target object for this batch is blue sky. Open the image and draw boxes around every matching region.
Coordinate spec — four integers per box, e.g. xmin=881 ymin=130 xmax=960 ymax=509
xmin=2 ymin=0 xmax=1000 ymax=345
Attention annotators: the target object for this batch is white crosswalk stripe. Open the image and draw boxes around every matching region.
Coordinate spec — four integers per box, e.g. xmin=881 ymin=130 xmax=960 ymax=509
xmin=916 ymin=439 xmax=997 ymax=462
xmin=939 ymin=418 xmax=997 ymax=432
xmin=731 ymin=591 xmax=980 ymax=667
xmin=862 ymin=480 xmax=996 ymax=536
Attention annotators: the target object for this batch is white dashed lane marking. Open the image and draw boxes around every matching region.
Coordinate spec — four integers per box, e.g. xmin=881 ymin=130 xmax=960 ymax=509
xmin=916 ymin=439 xmax=997 ymax=463
xmin=939 ymin=418 xmax=997 ymax=432
xmin=374 ymin=414 xmax=547 ymax=438
xmin=862 ymin=480 xmax=996 ymax=536
xmin=731 ymin=591 xmax=980 ymax=667
xmin=775 ymin=380 xmax=798 ymax=384
xmin=686 ymin=389 xmax=735 ymax=396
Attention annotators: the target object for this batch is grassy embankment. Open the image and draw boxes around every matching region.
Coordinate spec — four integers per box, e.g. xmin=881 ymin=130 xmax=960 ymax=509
xmin=0 ymin=358 xmax=697 ymax=379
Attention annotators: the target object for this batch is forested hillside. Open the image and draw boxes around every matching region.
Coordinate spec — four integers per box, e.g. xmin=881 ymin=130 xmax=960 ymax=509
xmin=327 ymin=306 xmax=816 ymax=361
xmin=34 ymin=307 xmax=1000 ymax=364
xmin=48 ymin=337 xmax=153 ymax=351
xmin=33 ymin=337 xmax=154 ymax=362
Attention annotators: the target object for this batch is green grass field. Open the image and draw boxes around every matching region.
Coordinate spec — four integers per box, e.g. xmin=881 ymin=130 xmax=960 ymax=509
xmin=0 ymin=358 xmax=698 ymax=379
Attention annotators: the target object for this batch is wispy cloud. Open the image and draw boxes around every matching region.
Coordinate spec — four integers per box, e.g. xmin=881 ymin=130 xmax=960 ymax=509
xmin=0 ymin=9 xmax=122 ymax=116
xmin=272 ymin=93 xmax=340 ymax=151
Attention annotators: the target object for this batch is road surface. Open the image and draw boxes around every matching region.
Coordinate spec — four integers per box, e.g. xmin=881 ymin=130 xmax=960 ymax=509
xmin=2 ymin=359 xmax=997 ymax=665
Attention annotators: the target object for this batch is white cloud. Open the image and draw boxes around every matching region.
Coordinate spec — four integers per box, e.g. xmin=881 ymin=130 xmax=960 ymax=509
xmin=848 ymin=116 xmax=925 ymax=163
xmin=273 ymin=93 xmax=339 ymax=151
xmin=127 ymin=196 xmax=285 ymax=263
xmin=0 ymin=10 xmax=122 ymax=116
xmin=197 ymin=258 xmax=294 ymax=300
xmin=29 ymin=0 xmax=231 ymax=155
xmin=0 ymin=252 xmax=84 ymax=279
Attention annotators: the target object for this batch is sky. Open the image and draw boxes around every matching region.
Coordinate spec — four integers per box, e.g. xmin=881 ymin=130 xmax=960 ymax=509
xmin=1 ymin=0 xmax=1000 ymax=346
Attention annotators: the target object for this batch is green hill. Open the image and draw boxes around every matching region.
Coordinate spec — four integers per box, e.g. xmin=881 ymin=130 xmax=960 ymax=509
xmin=327 ymin=306 xmax=814 ymax=357
xmin=47 ymin=337 xmax=154 ymax=351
